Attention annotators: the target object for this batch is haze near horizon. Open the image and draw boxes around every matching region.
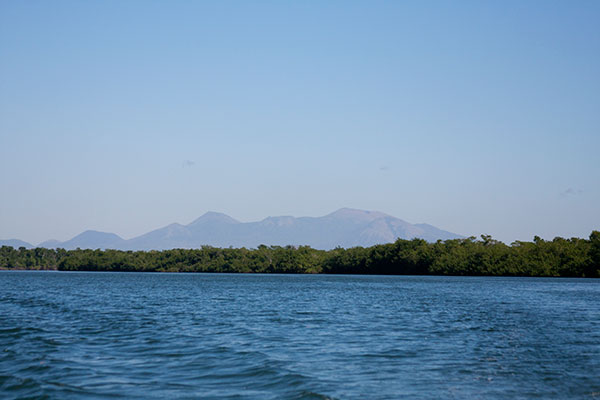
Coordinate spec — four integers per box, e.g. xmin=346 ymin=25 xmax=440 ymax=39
xmin=1 ymin=1 xmax=599 ymax=245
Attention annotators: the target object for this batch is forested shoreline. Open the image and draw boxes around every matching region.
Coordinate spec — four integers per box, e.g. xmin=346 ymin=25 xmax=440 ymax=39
xmin=1 ymin=232 xmax=599 ymax=277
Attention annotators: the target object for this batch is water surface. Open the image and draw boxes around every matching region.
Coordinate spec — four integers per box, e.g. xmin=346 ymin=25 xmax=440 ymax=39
xmin=1 ymin=272 xmax=598 ymax=399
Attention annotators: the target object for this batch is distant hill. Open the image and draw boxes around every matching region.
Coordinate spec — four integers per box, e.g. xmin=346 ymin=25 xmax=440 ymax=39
xmin=54 ymin=230 xmax=126 ymax=250
xmin=37 ymin=239 xmax=62 ymax=248
xmin=25 ymin=208 xmax=462 ymax=250
xmin=0 ymin=239 xmax=33 ymax=249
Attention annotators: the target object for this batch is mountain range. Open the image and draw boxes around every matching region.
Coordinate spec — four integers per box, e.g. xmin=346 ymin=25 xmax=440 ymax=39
xmin=1 ymin=208 xmax=463 ymax=250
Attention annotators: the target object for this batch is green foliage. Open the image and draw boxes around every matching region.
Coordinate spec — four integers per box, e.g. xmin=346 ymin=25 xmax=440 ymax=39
xmin=1 ymin=232 xmax=598 ymax=277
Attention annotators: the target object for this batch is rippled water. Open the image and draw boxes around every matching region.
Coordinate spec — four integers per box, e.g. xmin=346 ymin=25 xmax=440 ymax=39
xmin=0 ymin=272 xmax=599 ymax=399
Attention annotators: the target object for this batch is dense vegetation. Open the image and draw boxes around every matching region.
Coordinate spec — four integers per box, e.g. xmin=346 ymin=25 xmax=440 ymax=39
xmin=1 ymin=232 xmax=599 ymax=277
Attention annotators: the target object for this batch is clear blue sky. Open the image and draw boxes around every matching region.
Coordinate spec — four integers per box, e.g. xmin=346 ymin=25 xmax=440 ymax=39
xmin=1 ymin=1 xmax=599 ymax=245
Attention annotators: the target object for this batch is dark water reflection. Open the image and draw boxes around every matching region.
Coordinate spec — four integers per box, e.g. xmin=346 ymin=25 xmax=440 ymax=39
xmin=1 ymin=272 xmax=598 ymax=399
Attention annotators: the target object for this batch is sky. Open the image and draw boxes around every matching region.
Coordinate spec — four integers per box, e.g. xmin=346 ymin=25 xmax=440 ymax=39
xmin=1 ymin=1 xmax=599 ymax=245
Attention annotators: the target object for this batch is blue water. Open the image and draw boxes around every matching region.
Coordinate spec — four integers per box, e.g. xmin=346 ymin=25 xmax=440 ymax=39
xmin=0 ymin=272 xmax=598 ymax=399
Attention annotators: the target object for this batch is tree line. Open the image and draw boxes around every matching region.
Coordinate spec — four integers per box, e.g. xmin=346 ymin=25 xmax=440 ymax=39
xmin=1 ymin=232 xmax=599 ymax=277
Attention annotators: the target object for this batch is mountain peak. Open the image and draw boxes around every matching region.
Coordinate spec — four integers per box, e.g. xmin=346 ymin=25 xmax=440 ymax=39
xmin=74 ymin=230 xmax=123 ymax=240
xmin=188 ymin=212 xmax=239 ymax=226
xmin=261 ymin=216 xmax=296 ymax=227
xmin=327 ymin=208 xmax=390 ymax=221
xmin=58 ymin=230 xmax=125 ymax=250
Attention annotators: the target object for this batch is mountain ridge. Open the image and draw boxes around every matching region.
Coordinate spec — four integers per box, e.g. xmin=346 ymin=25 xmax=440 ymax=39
xmin=8 ymin=208 xmax=463 ymax=250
